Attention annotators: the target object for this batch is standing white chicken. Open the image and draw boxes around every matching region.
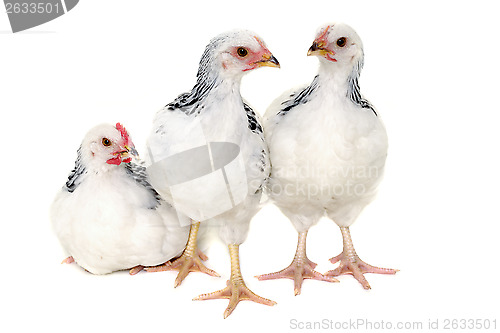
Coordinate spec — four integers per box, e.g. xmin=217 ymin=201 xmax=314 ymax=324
xmin=258 ymin=23 xmax=397 ymax=293
xmin=51 ymin=123 xmax=190 ymax=275
xmin=146 ymin=30 xmax=279 ymax=317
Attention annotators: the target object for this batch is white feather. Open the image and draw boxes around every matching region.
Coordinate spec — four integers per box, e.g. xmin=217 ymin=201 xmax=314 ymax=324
xmin=146 ymin=30 xmax=273 ymax=245
xmin=51 ymin=124 xmax=189 ymax=274
xmin=264 ymin=23 xmax=387 ymax=231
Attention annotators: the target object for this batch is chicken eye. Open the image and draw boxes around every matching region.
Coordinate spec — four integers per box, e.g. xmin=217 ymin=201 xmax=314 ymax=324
xmin=237 ymin=47 xmax=248 ymax=57
xmin=102 ymin=138 xmax=112 ymax=147
xmin=336 ymin=37 xmax=347 ymax=47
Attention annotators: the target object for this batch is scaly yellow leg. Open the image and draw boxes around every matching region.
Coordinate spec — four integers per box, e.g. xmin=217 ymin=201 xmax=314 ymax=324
xmin=326 ymin=226 xmax=398 ymax=289
xmin=145 ymin=221 xmax=220 ymax=287
xmin=256 ymin=231 xmax=338 ymax=295
xmin=194 ymin=244 xmax=276 ymax=318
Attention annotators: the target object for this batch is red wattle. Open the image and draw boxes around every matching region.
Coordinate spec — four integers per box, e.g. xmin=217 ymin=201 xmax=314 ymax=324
xmin=326 ymin=54 xmax=337 ymax=62
xmin=106 ymin=156 xmax=122 ymax=165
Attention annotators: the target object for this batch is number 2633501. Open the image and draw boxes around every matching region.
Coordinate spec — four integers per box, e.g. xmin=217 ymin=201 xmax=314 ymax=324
xmin=5 ymin=2 xmax=62 ymax=14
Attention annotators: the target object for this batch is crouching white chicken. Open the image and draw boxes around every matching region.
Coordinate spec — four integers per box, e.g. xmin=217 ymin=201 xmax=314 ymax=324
xmin=146 ymin=30 xmax=279 ymax=318
xmin=51 ymin=123 xmax=190 ymax=275
xmin=258 ymin=23 xmax=397 ymax=293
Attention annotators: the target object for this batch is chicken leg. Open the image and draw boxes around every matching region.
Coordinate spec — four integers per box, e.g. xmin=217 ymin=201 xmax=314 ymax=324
xmin=145 ymin=221 xmax=219 ymax=287
xmin=325 ymin=226 xmax=398 ymax=289
xmin=61 ymin=256 xmax=75 ymax=264
xmin=194 ymin=244 xmax=276 ymax=318
xmin=256 ymin=231 xmax=338 ymax=295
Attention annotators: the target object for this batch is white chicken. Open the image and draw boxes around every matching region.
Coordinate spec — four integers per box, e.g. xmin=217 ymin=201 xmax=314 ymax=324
xmin=146 ymin=30 xmax=279 ymax=317
xmin=258 ymin=23 xmax=397 ymax=293
xmin=51 ymin=123 xmax=190 ymax=275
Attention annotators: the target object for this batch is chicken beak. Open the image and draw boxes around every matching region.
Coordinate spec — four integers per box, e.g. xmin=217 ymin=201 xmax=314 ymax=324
xmin=307 ymin=41 xmax=335 ymax=57
xmin=251 ymin=36 xmax=280 ymax=69
xmin=116 ymin=145 xmax=139 ymax=161
xmin=125 ymin=145 xmax=139 ymax=159
xmin=255 ymin=53 xmax=280 ymax=68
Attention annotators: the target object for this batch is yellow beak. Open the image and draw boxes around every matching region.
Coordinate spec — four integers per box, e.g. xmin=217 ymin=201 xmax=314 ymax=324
xmin=254 ymin=53 xmax=280 ymax=68
xmin=307 ymin=41 xmax=335 ymax=57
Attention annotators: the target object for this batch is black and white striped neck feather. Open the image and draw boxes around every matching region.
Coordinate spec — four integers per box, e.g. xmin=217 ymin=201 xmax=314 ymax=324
xmin=278 ymin=57 xmax=376 ymax=117
xmin=65 ymin=146 xmax=86 ymax=193
xmin=164 ymin=35 xmax=263 ymax=136
xmin=347 ymin=56 xmax=377 ymax=116
xmin=64 ymin=146 xmax=161 ymax=208
xmin=165 ymin=34 xmax=226 ymax=117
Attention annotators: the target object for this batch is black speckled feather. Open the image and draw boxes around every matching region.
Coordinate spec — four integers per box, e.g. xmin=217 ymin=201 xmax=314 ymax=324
xmin=242 ymin=102 xmax=267 ymax=178
xmin=278 ymin=75 xmax=319 ymax=116
xmin=243 ymin=102 xmax=263 ymax=135
xmin=64 ymin=147 xmax=161 ymax=209
xmin=125 ymin=162 xmax=162 ymax=208
xmin=347 ymin=58 xmax=377 ymax=116
xmin=277 ymin=59 xmax=377 ymax=117
xmin=65 ymin=146 xmax=87 ymax=193
xmin=165 ymin=35 xmax=225 ymax=117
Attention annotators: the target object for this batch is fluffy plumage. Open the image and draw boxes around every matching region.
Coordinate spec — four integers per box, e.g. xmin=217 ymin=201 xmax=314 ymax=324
xmin=147 ymin=30 xmax=278 ymax=245
xmin=258 ymin=23 xmax=396 ymax=292
xmin=265 ymin=24 xmax=386 ymax=228
xmin=51 ymin=123 xmax=190 ymax=275
xmin=146 ymin=30 xmax=279 ymax=317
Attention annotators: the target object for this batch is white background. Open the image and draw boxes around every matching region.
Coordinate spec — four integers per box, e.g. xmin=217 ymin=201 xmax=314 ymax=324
xmin=1 ymin=1 xmax=499 ymax=332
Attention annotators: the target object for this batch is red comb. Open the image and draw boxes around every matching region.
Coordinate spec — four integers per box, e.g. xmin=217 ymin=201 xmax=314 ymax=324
xmin=115 ymin=123 xmax=131 ymax=145
xmin=317 ymin=25 xmax=330 ymax=41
